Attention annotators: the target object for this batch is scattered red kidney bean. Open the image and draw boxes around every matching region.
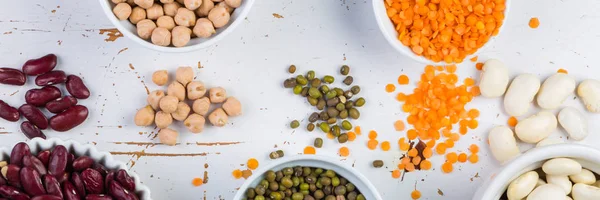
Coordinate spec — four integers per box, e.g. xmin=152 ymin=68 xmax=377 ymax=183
xmin=66 ymin=75 xmax=90 ymax=99
xmin=62 ymin=181 xmax=79 ymax=200
xmin=43 ymin=175 xmax=62 ymax=199
xmin=0 ymin=100 xmax=20 ymax=122
xmin=35 ymin=70 xmax=67 ymax=86
xmin=18 ymin=104 xmax=48 ymax=130
xmin=31 ymin=195 xmax=62 ymax=200
xmin=45 ymin=96 xmax=77 ymax=114
xmin=0 ymin=185 xmax=29 ymax=200
xmin=20 ymin=122 xmax=46 ymax=140
xmin=22 ymin=54 xmax=57 ymax=76
xmin=10 ymin=142 xmax=31 ymax=167
xmin=85 ymin=194 xmax=113 ymax=200
xmin=25 ymin=86 xmax=61 ymax=107
xmin=72 ymin=156 xmax=93 ymax=172
xmin=48 ymin=145 xmax=68 ymax=177
xmin=20 ymin=167 xmax=46 ymax=196
xmin=23 ymin=155 xmax=47 ymax=176
xmin=82 ymin=169 xmax=104 ymax=194
xmin=36 ymin=151 xmax=50 ymax=167
xmin=115 ymin=170 xmax=135 ymax=192
xmin=108 ymin=181 xmax=138 ymax=200
xmin=0 ymin=67 xmax=26 ymax=86
xmin=48 ymin=105 xmax=88 ymax=132
xmin=71 ymin=172 xmax=87 ymax=198
xmin=5 ymin=164 xmax=22 ymax=188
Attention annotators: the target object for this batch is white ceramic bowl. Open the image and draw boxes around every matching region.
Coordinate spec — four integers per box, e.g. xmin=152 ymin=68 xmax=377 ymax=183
xmin=0 ymin=138 xmax=152 ymax=200
xmin=98 ymin=0 xmax=254 ymax=53
xmin=372 ymin=0 xmax=511 ymax=65
xmin=233 ymin=155 xmax=382 ymax=200
xmin=473 ymin=144 xmax=600 ymax=200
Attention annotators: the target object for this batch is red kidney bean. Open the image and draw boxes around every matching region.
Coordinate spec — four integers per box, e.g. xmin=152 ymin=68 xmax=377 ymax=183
xmin=48 ymin=105 xmax=88 ymax=132
xmin=20 ymin=167 xmax=46 ymax=196
xmin=10 ymin=142 xmax=31 ymax=167
xmin=67 ymin=154 xmax=75 ymax=172
xmin=22 ymin=155 xmax=47 ymax=176
xmin=71 ymin=172 xmax=86 ymax=198
xmin=82 ymin=169 xmax=103 ymax=194
xmin=0 ymin=68 xmax=26 ymax=86
xmin=20 ymin=122 xmax=46 ymax=140
xmin=31 ymin=195 xmax=61 ymax=200
xmin=19 ymin=105 xmax=48 ymax=130
xmin=22 ymin=54 xmax=57 ymax=76
xmin=85 ymin=194 xmax=113 ymax=200
xmin=104 ymin=172 xmax=114 ymax=192
xmin=0 ymin=174 xmax=6 ymax=185
xmin=48 ymin=145 xmax=67 ymax=177
xmin=35 ymin=70 xmax=67 ymax=86
xmin=0 ymin=185 xmax=30 ymax=200
xmin=45 ymin=96 xmax=77 ymax=114
xmin=66 ymin=75 xmax=90 ymax=99
xmin=4 ymin=164 xmax=22 ymax=188
xmin=36 ymin=151 xmax=50 ymax=167
xmin=62 ymin=181 xmax=80 ymax=200
xmin=115 ymin=170 xmax=135 ymax=192
xmin=25 ymin=86 xmax=61 ymax=107
xmin=43 ymin=175 xmax=62 ymax=199
xmin=92 ymin=164 xmax=107 ymax=177
xmin=56 ymin=172 xmax=69 ymax=184
xmin=0 ymin=100 xmax=20 ymax=122
xmin=107 ymin=181 xmax=137 ymax=200
xmin=72 ymin=157 xmax=93 ymax=172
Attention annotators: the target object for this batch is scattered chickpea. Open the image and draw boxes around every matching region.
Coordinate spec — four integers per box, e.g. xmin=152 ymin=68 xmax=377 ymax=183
xmin=192 ymin=97 xmax=211 ymax=116
xmin=172 ymin=102 xmax=191 ymax=121
xmin=184 ymin=0 xmax=202 ymax=10
xmin=224 ymin=0 xmax=241 ymax=8
xmin=113 ymin=3 xmax=132 ymax=20
xmin=158 ymin=128 xmax=178 ymax=146
xmin=129 ymin=7 xmax=147 ymax=24
xmin=209 ymin=87 xmax=227 ymax=103
xmin=152 ymin=70 xmax=169 ymax=86
xmin=195 ymin=0 xmax=214 ymax=17
xmin=208 ymin=6 xmax=230 ymax=28
xmin=163 ymin=2 xmax=181 ymax=17
xmin=167 ymin=81 xmax=186 ymax=101
xmin=134 ymin=0 xmax=154 ymax=9
xmin=136 ymin=19 xmax=157 ymax=40
xmin=172 ymin=26 xmax=192 ymax=47
xmin=112 ymin=0 xmax=126 ymax=3
xmin=184 ymin=113 xmax=206 ymax=133
xmin=174 ymin=8 xmax=197 ymax=27
xmin=155 ymin=111 xmax=173 ymax=129
xmin=160 ymin=0 xmax=175 ymax=3
xmin=216 ymin=2 xmax=233 ymax=13
xmin=175 ymin=66 xmax=194 ymax=86
xmin=151 ymin=27 xmax=172 ymax=46
xmin=159 ymin=95 xmax=179 ymax=113
xmin=208 ymin=108 xmax=228 ymax=127
xmin=222 ymin=97 xmax=242 ymax=116
xmin=146 ymin=4 xmax=164 ymax=20
xmin=187 ymin=81 xmax=207 ymax=100
xmin=157 ymin=16 xmax=176 ymax=30
xmin=134 ymin=105 xmax=155 ymax=126
xmin=147 ymin=90 xmax=165 ymax=110
xmin=193 ymin=18 xmax=215 ymax=38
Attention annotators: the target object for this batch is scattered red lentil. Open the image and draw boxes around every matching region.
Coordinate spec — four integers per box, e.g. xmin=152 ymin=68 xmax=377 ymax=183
xmin=394 ymin=120 xmax=406 ymax=131
xmin=381 ymin=141 xmax=391 ymax=151
xmin=446 ymin=152 xmax=458 ymax=163
xmin=247 ymin=158 xmax=259 ymax=170
xmin=411 ymin=190 xmax=422 ymax=199
xmin=468 ymin=153 xmax=479 ymax=163
xmin=529 ymin=17 xmax=540 ymax=28
xmin=441 ymin=162 xmax=453 ymax=173
xmin=355 ymin=126 xmax=362 ymax=135
xmin=304 ymin=146 xmax=316 ymax=154
xmin=386 ymin=84 xmax=396 ymax=93
xmin=469 ymin=144 xmax=479 ymax=153
xmin=458 ymin=153 xmax=468 ymax=163
xmin=420 ymin=160 xmax=432 ymax=170
xmin=347 ymin=131 xmax=357 ymax=141
xmin=508 ymin=116 xmax=518 ymax=127
xmin=475 ymin=62 xmax=484 ymax=70
xmin=192 ymin=178 xmax=203 ymax=187
xmin=367 ymin=140 xmax=379 ymax=150
xmin=470 ymin=56 xmax=478 ymax=62
xmin=398 ymin=75 xmax=409 ymax=85
xmin=368 ymin=130 xmax=378 ymax=139
xmin=232 ymin=169 xmax=242 ymax=179
xmin=392 ymin=169 xmax=401 ymax=178
xmin=557 ymin=68 xmax=568 ymax=74
xmin=339 ymin=147 xmax=350 ymax=157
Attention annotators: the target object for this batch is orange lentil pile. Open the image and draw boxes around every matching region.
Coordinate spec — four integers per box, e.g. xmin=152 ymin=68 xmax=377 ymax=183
xmin=384 ymin=0 xmax=506 ymax=63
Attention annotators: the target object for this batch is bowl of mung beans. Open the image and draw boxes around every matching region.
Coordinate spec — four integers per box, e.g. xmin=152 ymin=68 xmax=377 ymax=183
xmin=233 ymin=155 xmax=382 ymax=200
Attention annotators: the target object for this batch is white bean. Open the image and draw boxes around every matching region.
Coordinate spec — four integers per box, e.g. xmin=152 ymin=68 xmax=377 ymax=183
xmin=570 ymin=169 xmax=596 ymax=184
xmin=507 ymin=171 xmax=539 ymax=200
xmin=572 ymin=183 xmax=600 ymax=200
xmin=479 ymin=59 xmax=509 ymax=98
xmin=504 ymin=74 xmax=541 ymax=117
xmin=515 ymin=111 xmax=557 ymax=143
xmin=542 ymin=158 xmax=582 ymax=176
xmin=593 ymin=181 xmax=600 ymax=188
xmin=537 ymin=73 xmax=576 ymax=109
xmin=536 ymin=137 xmax=564 ymax=148
xmin=488 ymin=126 xmax=521 ymax=163
xmin=547 ymin=175 xmax=572 ymax=195
xmin=558 ymin=107 xmax=588 ymax=141
xmin=577 ymin=79 xmax=600 ymax=113
xmin=535 ymin=179 xmax=546 ymax=189
xmin=526 ymin=184 xmax=565 ymax=200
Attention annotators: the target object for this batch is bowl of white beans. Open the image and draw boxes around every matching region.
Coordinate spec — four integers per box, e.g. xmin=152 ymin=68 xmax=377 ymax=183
xmin=473 ymin=144 xmax=600 ymax=200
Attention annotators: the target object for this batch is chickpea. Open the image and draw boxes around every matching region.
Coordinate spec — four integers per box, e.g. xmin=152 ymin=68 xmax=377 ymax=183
xmin=147 ymin=90 xmax=165 ymax=110
xmin=155 ymin=111 xmax=173 ymax=129
xmin=146 ymin=4 xmax=164 ymax=20
xmin=134 ymin=0 xmax=153 ymax=9
xmin=152 ymin=70 xmax=169 ymax=86
xmin=159 ymin=95 xmax=179 ymax=113
xmin=151 ymin=27 xmax=171 ymax=46
xmin=175 ymin=66 xmax=194 ymax=86
xmin=192 ymin=97 xmax=211 ymax=116
xmin=172 ymin=26 xmax=192 ymax=47
xmin=184 ymin=113 xmax=206 ymax=133
xmin=224 ymin=0 xmax=241 ymax=8
xmin=216 ymin=2 xmax=233 ymax=13
xmin=208 ymin=6 xmax=230 ymax=28
xmin=209 ymin=87 xmax=227 ymax=103
xmin=163 ymin=2 xmax=181 ymax=17
xmin=167 ymin=81 xmax=186 ymax=101
xmin=158 ymin=128 xmax=178 ymax=146
xmin=113 ymin=3 xmax=132 ymax=20
xmin=212 ymin=0 xmax=223 ymax=2
xmin=184 ymin=0 xmax=202 ymax=10
xmin=172 ymin=102 xmax=191 ymax=121
xmin=195 ymin=0 xmax=214 ymax=17
xmin=176 ymin=0 xmax=184 ymax=4
xmin=208 ymin=108 xmax=228 ymax=127
xmin=193 ymin=18 xmax=215 ymax=38
xmin=174 ymin=8 xmax=197 ymax=27
xmin=160 ymin=0 xmax=175 ymax=3
xmin=134 ymin=105 xmax=155 ymax=126
xmin=126 ymin=0 xmax=136 ymax=6
xmin=129 ymin=7 xmax=146 ymax=24
xmin=186 ymin=81 xmax=206 ymax=100
xmin=157 ymin=16 xmax=176 ymax=31
xmin=136 ymin=19 xmax=156 ymax=40
xmin=112 ymin=0 xmax=126 ymax=3
xmin=222 ymin=96 xmax=242 ymax=116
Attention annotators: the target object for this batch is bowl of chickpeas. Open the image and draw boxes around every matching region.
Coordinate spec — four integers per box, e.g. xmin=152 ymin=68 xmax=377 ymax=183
xmin=99 ymin=0 xmax=254 ymax=52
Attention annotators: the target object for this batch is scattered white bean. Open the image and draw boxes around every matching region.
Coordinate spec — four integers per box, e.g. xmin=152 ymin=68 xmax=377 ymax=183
xmin=577 ymin=79 xmax=600 ymax=113
xmin=504 ymin=74 xmax=541 ymax=117
xmin=193 ymin=18 xmax=216 ymax=38
xmin=507 ymin=171 xmax=539 ymax=200
xmin=146 ymin=4 xmax=164 ymax=20
xmin=558 ymin=107 xmax=588 ymax=141
xmin=572 ymin=183 xmax=600 ymax=200
xmin=515 ymin=111 xmax=557 ymax=143
xmin=151 ymin=27 xmax=171 ymax=46
xmin=569 ymin=169 xmax=596 ymax=185
xmin=186 ymin=81 xmax=207 ymax=100
xmin=184 ymin=113 xmax=205 ymax=133
xmin=136 ymin=19 xmax=157 ymax=40
xmin=479 ymin=59 xmax=509 ymax=98
xmin=547 ymin=175 xmax=572 ymax=195
xmin=193 ymin=97 xmax=211 ymax=116
xmin=113 ymin=3 xmax=132 ymax=20
xmin=488 ymin=126 xmax=521 ymax=163
xmin=171 ymin=26 xmax=192 ymax=47
xmin=174 ymin=8 xmax=197 ymax=27
xmin=542 ymin=158 xmax=582 ymax=176
xmin=526 ymin=184 xmax=565 ymax=200
xmin=158 ymin=128 xmax=178 ymax=145
xmin=536 ymin=137 xmax=564 ymax=148
xmin=147 ymin=90 xmax=165 ymax=110
xmin=537 ymin=73 xmax=576 ymax=109
xmin=208 ymin=6 xmax=230 ymax=28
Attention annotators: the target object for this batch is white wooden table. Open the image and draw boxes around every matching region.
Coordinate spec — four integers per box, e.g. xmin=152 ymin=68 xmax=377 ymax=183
xmin=2 ymin=0 xmax=600 ymax=199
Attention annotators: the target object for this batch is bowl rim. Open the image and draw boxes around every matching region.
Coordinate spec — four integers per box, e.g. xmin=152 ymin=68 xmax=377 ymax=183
xmin=371 ymin=0 xmax=511 ymax=65
xmin=97 ymin=0 xmax=255 ymax=53
xmin=232 ymin=154 xmax=383 ymax=200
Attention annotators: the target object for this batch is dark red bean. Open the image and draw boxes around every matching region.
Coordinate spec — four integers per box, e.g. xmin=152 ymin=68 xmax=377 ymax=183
xmin=22 ymin=155 xmax=47 ymax=176
xmin=0 ymin=100 xmax=20 ymax=122
xmin=43 ymin=175 xmax=62 ymax=199
xmin=92 ymin=164 xmax=108 ymax=177
xmin=72 ymin=157 xmax=93 ymax=172
xmin=67 ymin=154 xmax=75 ymax=172
xmin=25 ymin=86 xmax=61 ymax=107
xmin=4 ymin=164 xmax=22 ymax=188
xmin=20 ymin=122 xmax=46 ymax=140
xmin=115 ymin=170 xmax=135 ymax=192
xmin=36 ymin=151 xmax=50 ymax=167
xmin=66 ymin=75 xmax=90 ymax=99
xmin=0 ymin=185 xmax=30 ymax=200
xmin=10 ymin=142 xmax=31 ymax=167
xmin=0 ymin=173 xmax=6 ymax=185
xmin=85 ymin=194 xmax=113 ymax=200
xmin=0 ymin=68 xmax=26 ymax=86
xmin=20 ymin=167 xmax=46 ymax=196
xmin=19 ymin=105 xmax=48 ymax=130
xmin=71 ymin=172 xmax=86 ymax=198
xmin=45 ymin=96 xmax=77 ymax=114
xmin=48 ymin=145 xmax=67 ymax=177
xmin=31 ymin=195 xmax=61 ymax=200
xmin=22 ymin=54 xmax=57 ymax=76
xmin=82 ymin=169 xmax=103 ymax=194
xmin=35 ymin=70 xmax=67 ymax=86
xmin=104 ymin=172 xmax=114 ymax=192
xmin=62 ymin=181 xmax=80 ymax=200
xmin=56 ymin=172 xmax=70 ymax=184
xmin=107 ymin=181 xmax=137 ymax=200
xmin=48 ymin=105 xmax=88 ymax=132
